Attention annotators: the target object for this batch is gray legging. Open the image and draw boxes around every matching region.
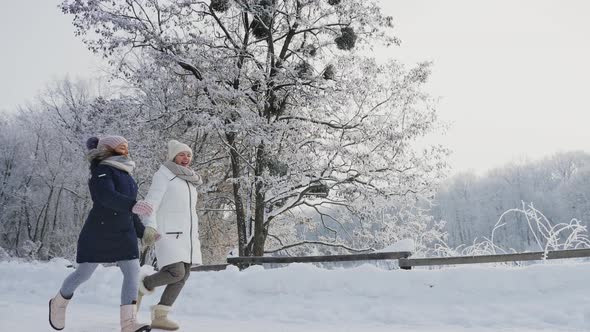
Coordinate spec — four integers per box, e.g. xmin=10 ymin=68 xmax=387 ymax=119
xmin=60 ymin=259 xmax=140 ymax=305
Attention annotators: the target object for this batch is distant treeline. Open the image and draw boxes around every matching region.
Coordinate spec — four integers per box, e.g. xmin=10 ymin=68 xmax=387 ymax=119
xmin=432 ymin=152 xmax=590 ymax=251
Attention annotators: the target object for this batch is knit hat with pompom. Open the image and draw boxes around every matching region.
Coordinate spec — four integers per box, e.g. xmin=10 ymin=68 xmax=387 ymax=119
xmin=85 ymin=135 xmax=128 ymax=150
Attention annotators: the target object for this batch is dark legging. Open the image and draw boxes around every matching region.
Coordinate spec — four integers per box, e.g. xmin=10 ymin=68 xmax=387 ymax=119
xmin=143 ymin=262 xmax=191 ymax=306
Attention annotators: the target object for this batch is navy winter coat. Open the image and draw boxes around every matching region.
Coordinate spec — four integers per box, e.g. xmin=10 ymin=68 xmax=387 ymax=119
xmin=76 ymin=164 xmax=145 ymax=263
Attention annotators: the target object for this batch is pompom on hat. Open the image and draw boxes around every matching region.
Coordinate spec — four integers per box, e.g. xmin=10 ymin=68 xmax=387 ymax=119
xmin=167 ymin=140 xmax=192 ymax=161
xmin=85 ymin=135 xmax=128 ymax=151
xmin=86 ymin=137 xmax=99 ymax=150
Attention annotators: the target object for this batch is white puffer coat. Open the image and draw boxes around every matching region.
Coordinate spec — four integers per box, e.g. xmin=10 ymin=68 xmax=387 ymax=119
xmin=143 ymin=165 xmax=202 ymax=268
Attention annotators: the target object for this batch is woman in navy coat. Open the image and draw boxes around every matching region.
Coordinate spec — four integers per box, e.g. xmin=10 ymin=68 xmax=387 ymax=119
xmin=49 ymin=135 xmax=151 ymax=332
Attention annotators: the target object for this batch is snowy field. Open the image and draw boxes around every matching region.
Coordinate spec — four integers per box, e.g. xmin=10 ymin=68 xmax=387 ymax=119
xmin=1 ymin=259 xmax=589 ymax=331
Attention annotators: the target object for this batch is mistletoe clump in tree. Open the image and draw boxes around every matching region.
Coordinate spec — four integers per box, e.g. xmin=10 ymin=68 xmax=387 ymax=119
xmin=335 ymin=27 xmax=357 ymax=50
xmin=210 ymin=0 xmax=231 ymax=12
xmin=61 ymin=0 xmax=448 ymax=257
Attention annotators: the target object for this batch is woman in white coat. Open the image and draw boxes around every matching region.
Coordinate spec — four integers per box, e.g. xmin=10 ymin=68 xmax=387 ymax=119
xmin=132 ymin=140 xmax=202 ymax=331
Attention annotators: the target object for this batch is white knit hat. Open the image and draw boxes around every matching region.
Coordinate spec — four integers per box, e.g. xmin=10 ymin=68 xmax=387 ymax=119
xmin=167 ymin=140 xmax=192 ymax=161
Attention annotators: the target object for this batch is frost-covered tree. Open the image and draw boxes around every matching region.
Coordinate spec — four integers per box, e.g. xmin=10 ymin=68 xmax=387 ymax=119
xmin=60 ymin=0 xmax=449 ymax=256
xmin=0 ymin=77 xmax=238 ymax=263
xmin=433 ymin=151 xmax=590 ymax=251
xmin=0 ymin=83 xmax=94 ymax=260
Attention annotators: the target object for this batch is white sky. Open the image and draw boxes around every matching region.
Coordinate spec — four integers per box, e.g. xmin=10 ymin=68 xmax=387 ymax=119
xmin=1 ymin=0 xmax=590 ymax=175
xmin=0 ymin=0 xmax=103 ymax=109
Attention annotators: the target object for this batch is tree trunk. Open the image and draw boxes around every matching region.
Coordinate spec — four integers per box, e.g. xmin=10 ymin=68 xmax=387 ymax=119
xmin=252 ymin=142 xmax=267 ymax=256
xmin=34 ymin=186 xmax=54 ymax=243
xmin=227 ymin=132 xmax=247 ymax=256
xmin=0 ymin=156 xmax=13 ymax=208
xmin=24 ymin=199 xmax=33 ymax=242
xmin=38 ymin=187 xmax=55 ymax=244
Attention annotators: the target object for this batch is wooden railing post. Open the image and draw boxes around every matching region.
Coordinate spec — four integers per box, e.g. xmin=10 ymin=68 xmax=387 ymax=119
xmin=398 ymin=258 xmax=412 ymax=270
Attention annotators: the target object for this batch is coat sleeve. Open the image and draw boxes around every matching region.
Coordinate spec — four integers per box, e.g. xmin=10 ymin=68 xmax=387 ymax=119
xmin=90 ymin=165 xmax=137 ymax=213
xmin=142 ymin=168 xmax=169 ymax=229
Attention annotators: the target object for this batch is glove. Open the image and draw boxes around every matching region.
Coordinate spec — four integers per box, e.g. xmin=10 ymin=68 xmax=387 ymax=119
xmin=132 ymin=200 xmax=153 ymax=217
xmin=142 ymin=226 xmax=160 ymax=247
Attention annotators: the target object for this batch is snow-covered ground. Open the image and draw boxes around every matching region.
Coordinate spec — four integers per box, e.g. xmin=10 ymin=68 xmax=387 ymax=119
xmin=1 ymin=259 xmax=589 ymax=331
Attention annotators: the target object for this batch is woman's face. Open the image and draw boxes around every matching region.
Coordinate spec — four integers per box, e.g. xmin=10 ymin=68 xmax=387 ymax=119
xmin=174 ymin=151 xmax=192 ymax=167
xmin=113 ymin=143 xmax=129 ymax=157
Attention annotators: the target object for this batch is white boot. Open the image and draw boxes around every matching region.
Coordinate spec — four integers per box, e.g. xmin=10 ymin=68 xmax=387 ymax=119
xmin=120 ymin=303 xmax=151 ymax=332
xmin=151 ymin=304 xmax=179 ymax=331
xmin=137 ymin=273 xmax=155 ymax=310
xmin=49 ymin=292 xmax=70 ymax=330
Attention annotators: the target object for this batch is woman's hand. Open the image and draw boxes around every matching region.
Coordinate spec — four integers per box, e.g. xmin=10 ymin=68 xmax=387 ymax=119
xmin=132 ymin=200 xmax=154 ymax=217
xmin=142 ymin=226 xmax=161 ymax=247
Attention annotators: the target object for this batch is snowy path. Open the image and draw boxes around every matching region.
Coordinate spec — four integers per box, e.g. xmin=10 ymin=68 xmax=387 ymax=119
xmin=0 ymin=259 xmax=589 ymax=331
xmin=0 ymin=300 xmax=558 ymax=332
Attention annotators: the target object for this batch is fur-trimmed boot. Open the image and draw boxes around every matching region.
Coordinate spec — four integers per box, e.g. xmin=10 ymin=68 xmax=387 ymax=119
xmin=49 ymin=292 xmax=71 ymax=330
xmin=137 ymin=274 xmax=155 ymax=310
xmin=151 ymin=304 xmax=179 ymax=331
xmin=120 ymin=302 xmax=151 ymax=332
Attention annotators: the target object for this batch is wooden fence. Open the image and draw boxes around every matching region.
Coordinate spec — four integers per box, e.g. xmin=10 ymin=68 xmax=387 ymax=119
xmin=398 ymin=248 xmax=590 ymax=270
xmin=227 ymin=251 xmax=411 ymax=264
xmin=191 ymin=248 xmax=590 ymax=272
